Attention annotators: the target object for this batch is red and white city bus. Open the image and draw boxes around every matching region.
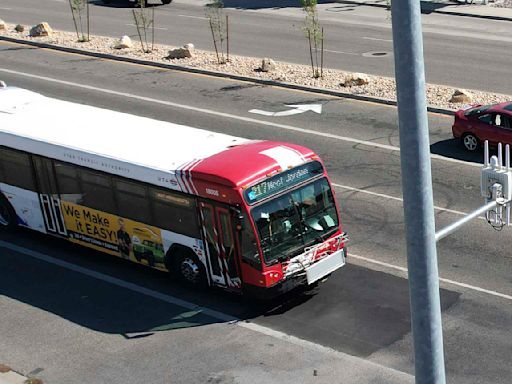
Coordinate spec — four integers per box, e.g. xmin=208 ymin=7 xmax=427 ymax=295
xmin=0 ymin=85 xmax=348 ymax=297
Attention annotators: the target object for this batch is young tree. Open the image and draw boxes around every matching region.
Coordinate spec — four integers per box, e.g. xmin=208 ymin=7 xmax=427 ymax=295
xmin=132 ymin=0 xmax=155 ymax=53
xmin=68 ymin=0 xmax=90 ymax=42
xmin=205 ymin=0 xmax=229 ymax=64
xmin=300 ymin=0 xmax=324 ymax=78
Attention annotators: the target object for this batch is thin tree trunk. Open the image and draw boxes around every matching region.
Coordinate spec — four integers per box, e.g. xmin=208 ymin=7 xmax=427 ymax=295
xmin=314 ymin=27 xmax=319 ymax=77
xmin=321 ymin=27 xmax=324 ymax=78
xmin=152 ymin=6 xmax=155 ymax=51
xmin=87 ymin=0 xmax=90 ymax=41
xmin=209 ymin=19 xmax=220 ymax=64
xmin=77 ymin=8 xmax=84 ymax=41
xmin=308 ymin=30 xmax=315 ymax=78
xmin=133 ymin=10 xmax=145 ymax=53
xmin=226 ymin=14 xmax=229 ymax=62
xmin=68 ymin=0 xmax=80 ymax=40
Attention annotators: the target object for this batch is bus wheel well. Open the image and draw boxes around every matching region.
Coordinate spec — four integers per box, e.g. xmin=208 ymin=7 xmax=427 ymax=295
xmin=164 ymin=244 xmax=197 ymax=272
xmin=165 ymin=244 xmax=207 ymax=286
xmin=0 ymin=193 xmax=18 ymax=230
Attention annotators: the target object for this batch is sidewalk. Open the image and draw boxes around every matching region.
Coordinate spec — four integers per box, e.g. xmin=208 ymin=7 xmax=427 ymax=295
xmin=0 ymin=365 xmax=32 ymax=384
xmin=339 ymin=0 xmax=512 ymax=21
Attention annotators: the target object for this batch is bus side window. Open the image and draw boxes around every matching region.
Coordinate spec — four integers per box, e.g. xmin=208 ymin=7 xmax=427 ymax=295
xmin=149 ymin=187 xmax=200 ymax=238
xmin=114 ymin=179 xmax=152 ymax=224
xmin=80 ymin=170 xmax=117 ymax=214
xmin=0 ymin=147 xmax=36 ymax=191
xmin=54 ymin=162 xmax=83 ymax=204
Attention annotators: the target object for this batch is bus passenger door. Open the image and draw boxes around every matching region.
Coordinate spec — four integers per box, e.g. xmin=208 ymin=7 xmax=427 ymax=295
xmin=199 ymin=202 xmax=241 ymax=290
xmin=32 ymin=156 xmax=67 ymax=236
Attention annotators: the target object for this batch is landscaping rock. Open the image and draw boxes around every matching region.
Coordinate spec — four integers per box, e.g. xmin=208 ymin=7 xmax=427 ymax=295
xmin=15 ymin=24 xmax=25 ymax=33
xmin=261 ymin=58 xmax=276 ymax=72
xmin=29 ymin=22 xmax=53 ymax=37
xmin=450 ymin=89 xmax=473 ymax=104
xmin=0 ymin=364 xmax=12 ymax=373
xmin=168 ymin=43 xmax=194 ymax=59
xmin=113 ymin=35 xmax=133 ymax=49
xmin=1 ymin=21 xmax=510 ymax=111
xmin=341 ymin=73 xmax=370 ymax=87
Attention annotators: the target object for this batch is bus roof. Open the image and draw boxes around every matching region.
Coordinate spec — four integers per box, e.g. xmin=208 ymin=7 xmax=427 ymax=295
xmin=0 ymin=87 xmax=316 ymax=197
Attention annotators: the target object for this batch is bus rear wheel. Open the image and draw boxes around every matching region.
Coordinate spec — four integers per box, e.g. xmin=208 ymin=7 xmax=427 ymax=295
xmin=0 ymin=194 xmax=17 ymax=230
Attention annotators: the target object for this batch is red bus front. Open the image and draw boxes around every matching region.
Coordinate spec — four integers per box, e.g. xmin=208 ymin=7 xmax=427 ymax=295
xmin=237 ymin=160 xmax=348 ymax=297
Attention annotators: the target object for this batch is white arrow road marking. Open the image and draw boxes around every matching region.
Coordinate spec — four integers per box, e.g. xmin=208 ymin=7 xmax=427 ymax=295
xmin=249 ymin=104 xmax=322 ymax=117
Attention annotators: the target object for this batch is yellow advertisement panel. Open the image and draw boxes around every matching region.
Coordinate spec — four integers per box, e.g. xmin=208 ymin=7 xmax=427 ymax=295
xmin=61 ymin=202 xmax=166 ymax=268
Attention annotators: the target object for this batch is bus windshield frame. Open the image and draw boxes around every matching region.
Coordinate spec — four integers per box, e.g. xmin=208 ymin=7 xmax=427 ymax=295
xmin=250 ymin=176 xmax=339 ymax=266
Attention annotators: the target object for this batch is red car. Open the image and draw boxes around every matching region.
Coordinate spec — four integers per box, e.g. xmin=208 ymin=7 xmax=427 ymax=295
xmin=452 ymin=102 xmax=512 ymax=151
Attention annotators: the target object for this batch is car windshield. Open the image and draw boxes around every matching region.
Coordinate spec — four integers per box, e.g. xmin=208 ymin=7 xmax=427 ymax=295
xmin=250 ymin=177 xmax=339 ymax=265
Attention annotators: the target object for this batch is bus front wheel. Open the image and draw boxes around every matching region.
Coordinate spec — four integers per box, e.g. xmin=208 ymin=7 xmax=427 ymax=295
xmin=0 ymin=194 xmax=17 ymax=230
xmin=175 ymin=251 xmax=206 ymax=287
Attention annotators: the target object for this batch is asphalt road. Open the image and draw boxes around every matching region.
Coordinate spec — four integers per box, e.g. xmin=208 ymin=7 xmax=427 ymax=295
xmin=1 ymin=42 xmax=512 ymax=383
xmin=1 ymin=0 xmax=512 ymax=95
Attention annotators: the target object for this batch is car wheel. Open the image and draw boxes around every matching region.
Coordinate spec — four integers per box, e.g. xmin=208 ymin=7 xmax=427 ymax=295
xmin=462 ymin=133 xmax=479 ymax=152
xmin=162 ymin=0 xmax=172 ymax=4
xmin=0 ymin=194 xmax=17 ymax=230
xmin=176 ymin=252 xmax=207 ymax=286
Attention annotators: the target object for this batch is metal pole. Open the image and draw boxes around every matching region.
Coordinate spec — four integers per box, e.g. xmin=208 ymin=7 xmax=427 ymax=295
xmin=435 ymin=200 xmax=498 ymax=242
xmin=391 ymin=0 xmax=446 ymax=382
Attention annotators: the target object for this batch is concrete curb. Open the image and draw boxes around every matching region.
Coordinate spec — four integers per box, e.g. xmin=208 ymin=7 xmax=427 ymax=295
xmin=0 ymin=36 xmax=456 ymax=116
xmin=337 ymin=0 xmax=512 ymax=21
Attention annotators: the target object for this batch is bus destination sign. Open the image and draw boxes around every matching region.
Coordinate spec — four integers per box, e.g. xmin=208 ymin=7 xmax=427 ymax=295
xmin=244 ymin=161 xmax=323 ymax=205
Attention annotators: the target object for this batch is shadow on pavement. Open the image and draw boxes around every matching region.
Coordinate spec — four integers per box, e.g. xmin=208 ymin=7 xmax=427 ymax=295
xmin=0 ymin=229 xmax=460 ymax=357
xmin=431 ymin=138 xmax=484 ymax=164
xmin=90 ymin=0 xmax=167 ymax=8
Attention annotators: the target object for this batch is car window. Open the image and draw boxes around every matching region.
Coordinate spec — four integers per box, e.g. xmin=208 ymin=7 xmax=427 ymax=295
xmin=501 ymin=116 xmax=512 ymax=129
xmin=464 ymin=105 xmax=492 ymax=116
xmin=479 ymin=114 xmax=493 ymax=124
xmin=492 ymin=114 xmax=512 ymax=129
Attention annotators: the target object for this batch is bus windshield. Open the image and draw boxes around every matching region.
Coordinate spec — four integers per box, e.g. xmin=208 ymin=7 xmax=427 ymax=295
xmin=251 ymin=177 xmax=339 ymax=265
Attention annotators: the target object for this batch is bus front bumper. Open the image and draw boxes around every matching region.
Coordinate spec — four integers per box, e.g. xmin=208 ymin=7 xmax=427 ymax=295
xmin=245 ymin=247 xmax=347 ymax=299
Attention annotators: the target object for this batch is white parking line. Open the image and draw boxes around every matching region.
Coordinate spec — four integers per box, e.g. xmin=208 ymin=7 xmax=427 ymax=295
xmin=333 ymin=183 xmax=471 ymax=217
xmin=178 ymin=14 xmax=208 ymax=20
xmin=349 ymin=253 xmax=512 ymax=301
xmin=323 ymin=49 xmax=359 ymax=56
xmin=1 ymin=235 xmax=511 ymax=311
xmin=362 ymin=37 xmax=393 ymax=43
xmin=125 ymin=23 xmax=168 ymax=31
xmin=0 ymin=68 xmax=479 ymax=169
xmin=0 ymin=239 xmax=415 ymax=377
xmin=0 ymin=240 xmax=236 ymax=322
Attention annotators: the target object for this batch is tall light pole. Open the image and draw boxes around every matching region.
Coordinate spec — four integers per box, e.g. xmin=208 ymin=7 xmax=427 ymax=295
xmin=390 ymin=0 xmax=446 ymax=382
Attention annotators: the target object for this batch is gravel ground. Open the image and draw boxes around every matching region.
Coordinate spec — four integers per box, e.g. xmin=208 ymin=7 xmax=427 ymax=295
xmin=491 ymin=0 xmax=512 ymax=7
xmin=1 ymin=22 xmax=511 ymax=111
